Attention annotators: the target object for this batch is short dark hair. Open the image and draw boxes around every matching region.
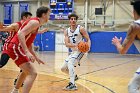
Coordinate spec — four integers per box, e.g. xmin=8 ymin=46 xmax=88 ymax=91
xmin=36 ymin=6 xmax=50 ymax=17
xmin=21 ymin=11 xmax=32 ymax=19
xmin=68 ymin=13 xmax=79 ymax=20
xmin=131 ymin=0 xmax=140 ymax=15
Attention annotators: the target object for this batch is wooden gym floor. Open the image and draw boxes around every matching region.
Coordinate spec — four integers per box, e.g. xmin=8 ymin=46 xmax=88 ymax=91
xmin=0 ymin=52 xmax=140 ymax=93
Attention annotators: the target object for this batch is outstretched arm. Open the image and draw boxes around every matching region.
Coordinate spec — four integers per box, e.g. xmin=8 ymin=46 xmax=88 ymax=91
xmin=112 ymin=23 xmax=138 ymax=54
xmin=28 ymin=44 xmax=45 ymax=64
xmin=18 ymin=20 xmax=40 ymax=62
xmin=0 ymin=23 xmax=19 ymax=32
xmin=38 ymin=27 xmax=48 ymax=34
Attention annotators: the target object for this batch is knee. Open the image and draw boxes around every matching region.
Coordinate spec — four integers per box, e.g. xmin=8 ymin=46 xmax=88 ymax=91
xmin=67 ymin=62 xmax=74 ymax=68
xmin=32 ymin=71 xmax=37 ymax=77
xmin=61 ymin=67 xmax=65 ymax=72
xmin=27 ymin=70 xmax=37 ymax=78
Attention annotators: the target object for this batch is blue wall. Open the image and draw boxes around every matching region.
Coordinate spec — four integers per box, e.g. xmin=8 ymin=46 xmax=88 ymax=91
xmin=34 ymin=31 xmax=139 ymax=54
xmin=89 ymin=31 xmax=139 ymax=54
xmin=34 ymin=31 xmax=55 ymax=51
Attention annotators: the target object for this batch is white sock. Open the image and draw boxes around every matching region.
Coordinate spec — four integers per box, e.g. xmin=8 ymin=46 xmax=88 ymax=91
xmin=11 ymin=88 xmax=18 ymax=93
xmin=68 ymin=62 xmax=75 ymax=85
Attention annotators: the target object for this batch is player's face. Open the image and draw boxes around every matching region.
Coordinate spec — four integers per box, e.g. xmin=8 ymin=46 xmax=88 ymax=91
xmin=69 ymin=17 xmax=77 ymax=26
xmin=43 ymin=10 xmax=51 ymax=23
xmin=22 ymin=15 xmax=32 ymax=21
xmin=26 ymin=15 xmax=32 ymax=20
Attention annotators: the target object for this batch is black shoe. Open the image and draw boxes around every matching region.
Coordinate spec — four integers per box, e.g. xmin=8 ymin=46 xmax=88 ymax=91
xmin=63 ymin=82 xmax=77 ymax=90
xmin=75 ymin=75 xmax=79 ymax=81
xmin=14 ymin=79 xmax=24 ymax=87
xmin=14 ymin=79 xmax=17 ymax=85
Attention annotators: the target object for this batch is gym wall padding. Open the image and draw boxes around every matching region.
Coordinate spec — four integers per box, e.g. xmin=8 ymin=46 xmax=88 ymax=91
xmin=34 ymin=31 xmax=55 ymax=51
xmin=89 ymin=31 xmax=139 ymax=54
xmin=34 ymin=31 xmax=139 ymax=54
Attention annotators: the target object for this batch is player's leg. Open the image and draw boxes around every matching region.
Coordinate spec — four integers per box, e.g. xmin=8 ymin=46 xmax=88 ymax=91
xmin=64 ymin=52 xmax=82 ymax=90
xmin=128 ymin=68 xmax=140 ymax=93
xmin=20 ymin=62 xmax=37 ymax=93
xmin=0 ymin=53 xmax=10 ymax=68
xmin=64 ymin=57 xmax=77 ymax=90
xmin=65 ymin=52 xmax=84 ymax=90
xmin=12 ymin=71 xmax=26 ymax=92
xmin=11 ymin=62 xmax=37 ymax=93
xmin=61 ymin=61 xmax=69 ymax=74
xmin=61 ymin=54 xmax=72 ymax=74
xmin=14 ymin=70 xmax=24 ymax=87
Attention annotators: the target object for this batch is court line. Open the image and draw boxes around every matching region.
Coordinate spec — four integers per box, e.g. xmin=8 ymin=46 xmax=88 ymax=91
xmin=79 ymin=58 xmax=139 ymax=76
xmin=79 ymin=77 xmax=116 ymax=93
xmin=50 ymin=58 xmax=139 ymax=93
xmin=51 ymin=58 xmax=139 ymax=82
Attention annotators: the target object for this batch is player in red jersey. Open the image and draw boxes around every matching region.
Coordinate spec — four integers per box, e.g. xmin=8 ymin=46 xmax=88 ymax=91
xmin=0 ymin=11 xmax=32 ymax=68
xmin=5 ymin=6 xmax=50 ymax=93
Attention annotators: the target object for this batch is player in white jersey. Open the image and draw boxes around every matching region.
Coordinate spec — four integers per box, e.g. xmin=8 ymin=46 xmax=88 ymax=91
xmin=112 ymin=0 xmax=140 ymax=93
xmin=61 ymin=13 xmax=91 ymax=90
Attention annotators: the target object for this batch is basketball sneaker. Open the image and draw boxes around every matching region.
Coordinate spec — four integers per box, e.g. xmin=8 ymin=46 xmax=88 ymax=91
xmin=63 ymin=82 xmax=77 ymax=90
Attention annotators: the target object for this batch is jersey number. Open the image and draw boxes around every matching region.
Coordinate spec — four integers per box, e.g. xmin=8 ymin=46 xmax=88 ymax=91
xmin=72 ymin=38 xmax=76 ymax=43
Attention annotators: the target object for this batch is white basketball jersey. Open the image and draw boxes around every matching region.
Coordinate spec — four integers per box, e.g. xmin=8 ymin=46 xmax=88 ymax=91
xmin=134 ymin=19 xmax=140 ymax=24
xmin=67 ymin=25 xmax=83 ymax=51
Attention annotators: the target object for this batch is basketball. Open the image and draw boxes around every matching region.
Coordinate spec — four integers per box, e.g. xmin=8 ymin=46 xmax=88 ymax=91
xmin=78 ymin=41 xmax=89 ymax=53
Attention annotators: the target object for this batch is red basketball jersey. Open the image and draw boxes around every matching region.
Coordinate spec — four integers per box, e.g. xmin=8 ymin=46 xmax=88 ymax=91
xmin=10 ymin=17 xmax=40 ymax=48
xmin=2 ymin=22 xmax=22 ymax=52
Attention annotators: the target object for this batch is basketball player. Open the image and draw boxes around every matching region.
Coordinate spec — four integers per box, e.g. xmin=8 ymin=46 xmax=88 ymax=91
xmin=14 ymin=27 xmax=49 ymax=87
xmin=3 ymin=6 xmax=50 ymax=93
xmin=0 ymin=12 xmax=49 ymax=87
xmin=61 ymin=13 xmax=91 ymax=90
xmin=112 ymin=0 xmax=140 ymax=93
xmin=0 ymin=11 xmax=32 ymax=68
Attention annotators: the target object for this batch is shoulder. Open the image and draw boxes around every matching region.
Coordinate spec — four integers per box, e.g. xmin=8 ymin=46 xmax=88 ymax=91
xmin=9 ymin=22 xmax=19 ymax=29
xmin=79 ymin=26 xmax=86 ymax=33
xmin=64 ymin=29 xmax=68 ymax=36
xmin=26 ymin=20 xmax=40 ymax=28
xmin=80 ymin=26 xmax=84 ymax=30
xmin=126 ymin=22 xmax=140 ymax=38
xmin=29 ymin=20 xmax=39 ymax=25
xmin=11 ymin=22 xmax=19 ymax=26
xmin=129 ymin=22 xmax=140 ymax=34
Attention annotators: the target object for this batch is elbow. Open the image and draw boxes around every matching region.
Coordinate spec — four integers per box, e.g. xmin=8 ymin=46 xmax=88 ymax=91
xmin=65 ymin=44 xmax=69 ymax=47
xmin=18 ymin=32 xmax=24 ymax=40
xmin=17 ymin=32 xmax=21 ymax=37
xmin=119 ymin=50 xmax=126 ymax=54
xmin=64 ymin=42 xmax=68 ymax=47
xmin=119 ymin=52 xmax=125 ymax=54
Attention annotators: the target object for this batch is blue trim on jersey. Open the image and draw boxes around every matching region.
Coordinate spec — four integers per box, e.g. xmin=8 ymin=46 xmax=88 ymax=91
xmin=77 ymin=52 xmax=82 ymax=58
xmin=65 ymin=60 xmax=68 ymax=63
xmin=136 ymin=72 xmax=140 ymax=74
xmin=71 ymin=57 xmax=77 ymax=59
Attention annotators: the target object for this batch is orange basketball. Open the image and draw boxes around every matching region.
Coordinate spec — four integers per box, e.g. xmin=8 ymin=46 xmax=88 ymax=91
xmin=78 ymin=41 xmax=89 ymax=53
